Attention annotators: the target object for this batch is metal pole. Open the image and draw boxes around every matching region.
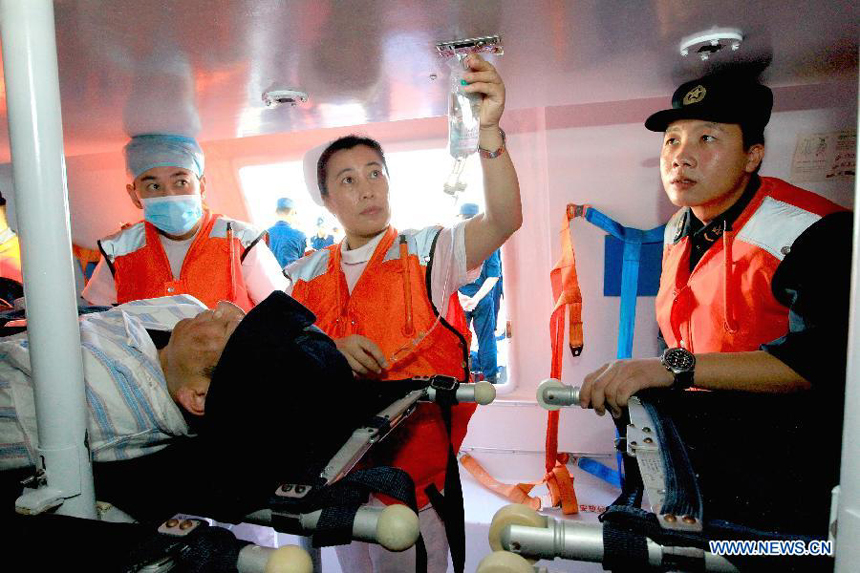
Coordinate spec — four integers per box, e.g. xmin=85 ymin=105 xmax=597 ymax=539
xmin=0 ymin=0 xmax=96 ymax=517
xmin=835 ymin=116 xmax=860 ymax=570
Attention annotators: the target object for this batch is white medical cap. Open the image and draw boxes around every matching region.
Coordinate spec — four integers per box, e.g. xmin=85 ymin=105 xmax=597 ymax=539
xmin=124 ymin=134 xmax=205 ymax=179
xmin=302 ymin=141 xmax=329 ymax=207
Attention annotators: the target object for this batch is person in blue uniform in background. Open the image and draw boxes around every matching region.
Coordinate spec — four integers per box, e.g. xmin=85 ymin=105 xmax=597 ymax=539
xmin=457 ymin=203 xmax=502 ymax=384
xmin=309 ymin=216 xmax=335 ymax=250
xmin=267 ymin=197 xmax=307 ymax=268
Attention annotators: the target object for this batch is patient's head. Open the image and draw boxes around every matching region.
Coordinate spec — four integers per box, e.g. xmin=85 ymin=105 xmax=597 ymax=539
xmin=160 ymin=301 xmax=245 ymax=416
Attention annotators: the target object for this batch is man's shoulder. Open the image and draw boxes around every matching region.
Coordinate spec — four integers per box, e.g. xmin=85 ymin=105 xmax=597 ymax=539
xmin=99 ymin=222 xmax=146 ymax=258
xmin=211 ymin=216 xmax=263 ymax=246
xmin=737 ymin=183 xmax=849 ymax=263
xmin=759 ymin=177 xmax=848 ymax=216
xmin=287 ymin=225 xmax=307 ymax=240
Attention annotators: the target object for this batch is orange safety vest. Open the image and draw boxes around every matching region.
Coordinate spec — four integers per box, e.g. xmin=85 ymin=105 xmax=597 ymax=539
xmin=656 ymin=177 xmax=846 ymax=353
xmin=288 ymin=226 xmax=476 ymax=508
xmin=0 ymin=232 xmax=22 ymax=284
xmin=99 ymin=211 xmax=261 ymax=311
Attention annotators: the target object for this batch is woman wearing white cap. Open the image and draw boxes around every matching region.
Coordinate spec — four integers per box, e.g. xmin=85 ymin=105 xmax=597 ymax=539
xmin=285 ymin=54 xmax=521 ymax=573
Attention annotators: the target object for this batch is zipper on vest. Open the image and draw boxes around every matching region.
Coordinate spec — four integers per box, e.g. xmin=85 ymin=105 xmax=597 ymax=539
xmin=722 ymin=220 xmax=739 ymax=333
xmin=399 ymin=235 xmax=415 ymax=337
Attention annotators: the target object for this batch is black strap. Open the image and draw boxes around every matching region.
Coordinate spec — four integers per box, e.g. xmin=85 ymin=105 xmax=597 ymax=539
xmin=97 ymin=239 xmax=116 ymax=277
xmin=423 ymin=402 xmax=466 ymax=573
xmin=282 ymin=466 xmax=428 ymax=573
xmin=602 ymin=521 xmax=649 ymax=572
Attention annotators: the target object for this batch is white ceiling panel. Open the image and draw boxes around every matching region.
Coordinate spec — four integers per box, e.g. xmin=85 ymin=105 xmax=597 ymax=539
xmin=0 ymin=0 xmax=855 ymax=161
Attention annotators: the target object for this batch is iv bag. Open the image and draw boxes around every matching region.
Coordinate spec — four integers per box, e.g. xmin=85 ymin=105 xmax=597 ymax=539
xmin=444 ymin=54 xmax=481 ymax=195
xmin=447 ymin=54 xmax=481 ymax=159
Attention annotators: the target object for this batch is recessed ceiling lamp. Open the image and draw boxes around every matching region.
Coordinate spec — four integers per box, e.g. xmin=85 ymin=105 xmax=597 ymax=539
xmin=262 ymin=88 xmax=308 ymax=107
xmin=679 ymin=27 xmax=743 ymax=61
xmin=435 ymin=35 xmax=504 ymax=58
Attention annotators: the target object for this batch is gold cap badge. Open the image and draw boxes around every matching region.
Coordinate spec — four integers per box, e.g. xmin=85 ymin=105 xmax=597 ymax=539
xmin=682 ymin=85 xmax=707 ymax=105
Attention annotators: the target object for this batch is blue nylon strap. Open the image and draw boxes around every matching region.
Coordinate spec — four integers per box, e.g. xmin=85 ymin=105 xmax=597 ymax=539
xmin=577 ymin=456 xmax=623 ymax=489
xmin=583 ymin=207 xmax=664 ymax=360
xmin=579 ymin=207 xmax=665 ymax=489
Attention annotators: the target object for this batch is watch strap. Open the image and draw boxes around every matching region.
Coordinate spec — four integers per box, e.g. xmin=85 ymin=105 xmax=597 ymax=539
xmin=671 ymin=369 xmax=695 ymax=391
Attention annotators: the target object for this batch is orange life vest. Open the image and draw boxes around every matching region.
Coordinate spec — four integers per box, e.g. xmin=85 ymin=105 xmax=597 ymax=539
xmin=656 ymin=177 xmax=846 ymax=353
xmin=99 ymin=211 xmax=261 ymax=311
xmin=288 ymin=226 xmax=476 ymax=507
xmin=0 ymin=231 xmax=22 ymax=284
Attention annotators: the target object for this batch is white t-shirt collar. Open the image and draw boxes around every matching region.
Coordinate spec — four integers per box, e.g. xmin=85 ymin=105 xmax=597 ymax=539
xmin=341 ymin=228 xmax=388 ymax=265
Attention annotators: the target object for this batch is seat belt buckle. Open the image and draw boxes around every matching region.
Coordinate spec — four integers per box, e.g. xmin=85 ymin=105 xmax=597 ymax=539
xmin=429 ymin=375 xmax=459 ymax=392
xmin=275 ymin=483 xmax=313 ymax=500
xmin=567 ymin=204 xmax=587 ymax=219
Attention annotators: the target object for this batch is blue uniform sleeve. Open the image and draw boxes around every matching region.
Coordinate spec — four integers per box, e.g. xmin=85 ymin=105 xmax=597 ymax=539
xmin=484 ymin=249 xmax=502 ymax=279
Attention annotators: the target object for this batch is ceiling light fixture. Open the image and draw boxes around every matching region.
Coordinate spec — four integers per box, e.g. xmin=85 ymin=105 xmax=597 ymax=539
xmin=262 ymin=89 xmax=308 ymax=108
xmin=679 ymin=27 xmax=743 ymax=61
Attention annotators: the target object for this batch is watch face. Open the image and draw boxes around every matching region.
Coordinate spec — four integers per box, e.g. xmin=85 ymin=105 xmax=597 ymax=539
xmin=664 ymin=348 xmax=695 ymax=372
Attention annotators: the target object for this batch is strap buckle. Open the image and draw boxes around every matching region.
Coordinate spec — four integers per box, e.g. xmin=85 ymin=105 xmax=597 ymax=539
xmin=567 ymin=204 xmax=587 ymax=219
xmin=429 ymin=375 xmax=459 ymax=392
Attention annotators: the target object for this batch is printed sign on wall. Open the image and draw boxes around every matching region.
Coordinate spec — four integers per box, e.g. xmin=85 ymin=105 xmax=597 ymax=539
xmin=791 ymin=130 xmax=856 ymax=182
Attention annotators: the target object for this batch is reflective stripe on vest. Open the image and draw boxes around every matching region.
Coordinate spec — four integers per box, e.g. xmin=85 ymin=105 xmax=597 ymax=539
xmin=656 ymin=177 xmax=845 ymax=353
xmin=101 ymin=211 xmax=258 ymax=311
xmin=289 ymin=225 xmax=475 ymax=508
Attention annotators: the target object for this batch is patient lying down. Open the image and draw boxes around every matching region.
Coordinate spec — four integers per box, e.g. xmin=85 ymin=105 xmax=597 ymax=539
xmin=3 ymin=291 xmax=422 ymax=524
xmin=0 ymin=294 xmax=246 ymax=470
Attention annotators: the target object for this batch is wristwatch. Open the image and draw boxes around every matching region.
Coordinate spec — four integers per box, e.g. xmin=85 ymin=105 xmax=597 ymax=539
xmin=478 ymin=128 xmax=506 ymax=159
xmin=661 ymin=347 xmax=696 ymax=390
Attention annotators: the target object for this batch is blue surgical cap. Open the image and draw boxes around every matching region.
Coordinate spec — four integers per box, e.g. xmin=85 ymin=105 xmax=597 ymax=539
xmin=124 ymin=134 xmax=205 ymax=180
xmin=277 ymin=197 xmax=295 ymax=211
xmin=459 ymin=203 xmax=479 ymax=218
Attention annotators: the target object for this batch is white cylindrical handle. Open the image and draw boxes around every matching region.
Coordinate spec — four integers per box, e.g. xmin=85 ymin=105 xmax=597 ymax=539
xmin=536 ymin=378 xmax=580 ymax=411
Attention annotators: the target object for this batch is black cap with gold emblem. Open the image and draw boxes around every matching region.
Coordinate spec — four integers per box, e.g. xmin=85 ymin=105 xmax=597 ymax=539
xmin=645 ymin=73 xmax=773 ymax=133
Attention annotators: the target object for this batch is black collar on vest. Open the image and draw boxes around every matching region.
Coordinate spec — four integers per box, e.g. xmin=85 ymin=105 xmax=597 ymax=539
xmin=679 ymin=175 xmax=761 ymax=270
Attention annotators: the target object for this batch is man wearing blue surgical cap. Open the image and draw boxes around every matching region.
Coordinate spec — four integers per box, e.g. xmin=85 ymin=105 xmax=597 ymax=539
xmin=267 ymin=197 xmax=308 ymax=268
xmin=82 ymin=134 xmax=287 ymax=310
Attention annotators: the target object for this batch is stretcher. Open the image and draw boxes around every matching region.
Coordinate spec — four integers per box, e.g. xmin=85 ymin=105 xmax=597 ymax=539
xmin=476 ymin=379 xmax=837 ymax=572
xmin=4 ymin=374 xmax=495 ymax=572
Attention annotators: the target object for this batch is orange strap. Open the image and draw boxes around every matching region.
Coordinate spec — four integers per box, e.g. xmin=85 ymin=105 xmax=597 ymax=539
xmin=72 ymin=244 xmax=101 ymax=283
xmin=541 ymin=205 xmax=586 ymax=513
xmin=459 ymin=454 xmax=541 ymax=510
xmin=459 ymin=206 xmax=586 ymax=515
xmin=459 ymin=454 xmax=579 ymax=513
xmin=549 ymin=204 xmax=586 ymax=369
